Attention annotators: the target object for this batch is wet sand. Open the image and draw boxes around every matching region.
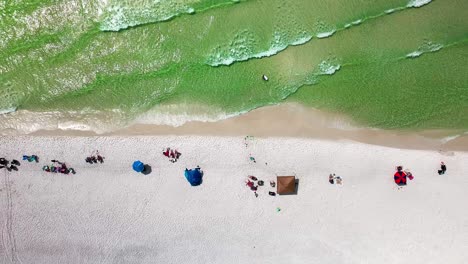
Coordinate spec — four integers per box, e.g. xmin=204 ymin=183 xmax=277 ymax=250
xmin=30 ymin=103 xmax=468 ymax=151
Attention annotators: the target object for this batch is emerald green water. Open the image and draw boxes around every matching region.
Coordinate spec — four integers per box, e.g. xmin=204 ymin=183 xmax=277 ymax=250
xmin=0 ymin=0 xmax=467 ymax=132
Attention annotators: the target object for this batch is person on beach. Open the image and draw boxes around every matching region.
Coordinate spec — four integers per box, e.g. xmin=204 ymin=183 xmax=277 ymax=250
xmin=170 ymin=150 xmax=175 ymax=159
xmin=329 ymin=174 xmax=335 ymax=184
xmin=335 ymin=176 xmax=342 ymax=185
xmin=406 ymin=170 xmax=414 ymax=180
xmin=97 ymin=154 xmax=104 ymax=163
xmin=245 ymin=180 xmax=257 ymax=191
xmin=163 ymin=148 xmax=170 ymax=157
xmin=438 ymin=162 xmax=447 ymax=175
xmin=246 ymin=180 xmax=254 ymax=188
xmin=394 ymin=166 xmax=407 ymax=186
xmin=0 ymin=158 xmax=7 ymax=166
xmin=248 ymin=175 xmax=258 ymax=181
xmin=270 ymin=181 xmax=275 ymax=187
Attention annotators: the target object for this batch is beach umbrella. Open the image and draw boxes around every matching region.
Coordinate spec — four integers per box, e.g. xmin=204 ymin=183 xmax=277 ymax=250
xmin=184 ymin=168 xmax=203 ymax=186
xmin=132 ymin=160 xmax=145 ymax=173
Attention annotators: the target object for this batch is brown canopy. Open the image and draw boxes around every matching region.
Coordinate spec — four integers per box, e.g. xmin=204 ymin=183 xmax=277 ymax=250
xmin=277 ymin=176 xmax=296 ymax=195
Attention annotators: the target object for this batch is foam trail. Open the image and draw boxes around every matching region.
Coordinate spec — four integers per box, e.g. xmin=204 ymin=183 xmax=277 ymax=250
xmin=406 ymin=51 xmax=423 ymax=58
xmin=317 ymin=60 xmax=341 ymax=75
xmin=316 ymin=30 xmax=336 ymax=39
xmin=0 ymin=107 xmax=17 ymax=115
xmin=406 ymin=42 xmax=443 ymax=58
xmin=100 ymin=5 xmax=195 ymax=31
xmin=407 ymin=0 xmax=432 ymax=8
xmin=440 ymin=134 xmax=460 ymax=143
xmin=208 ymin=34 xmax=312 ymax=67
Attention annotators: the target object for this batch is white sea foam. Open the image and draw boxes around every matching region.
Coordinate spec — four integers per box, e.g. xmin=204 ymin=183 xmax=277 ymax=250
xmin=317 ymin=60 xmax=341 ymax=75
xmin=0 ymin=109 xmax=127 ymax=135
xmin=385 ymin=9 xmax=395 ymax=14
xmin=352 ymin=19 xmax=362 ymax=25
xmin=316 ymin=30 xmax=336 ymax=39
xmin=207 ymin=34 xmax=312 ymax=66
xmin=344 ymin=23 xmax=351 ymax=29
xmin=440 ymin=134 xmax=460 ymax=143
xmin=406 ymin=41 xmax=443 ymax=58
xmin=290 ymin=36 xmax=313 ymax=46
xmin=100 ymin=3 xmax=195 ymax=31
xmin=406 ymin=51 xmax=423 ymax=58
xmin=133 ymin=104 xmax=245 ymax=127
xmin=407 ymin=0 xmax=432 ymax=8
xmin=0 ymin=107 xmax=16 ymax=115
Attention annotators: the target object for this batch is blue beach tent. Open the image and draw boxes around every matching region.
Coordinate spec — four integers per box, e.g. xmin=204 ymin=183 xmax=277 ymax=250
xmin=184 ymin=168 xmax=203 ymax=186
xmin=133 ymin=160 xmax=145 ymax=173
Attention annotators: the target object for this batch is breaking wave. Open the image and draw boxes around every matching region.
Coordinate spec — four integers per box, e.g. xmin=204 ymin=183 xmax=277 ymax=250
xmin=205 ymin=0 xmax=433 ymax=67
xmin=0 ymin=107 xmax=16 ymax=115
xmin=317 ymin=58 xmax=341 ymax=75
xmin=316 ymin=30 xmax=336 ymax=39
xmin=406 ymin=41 xmax=443 ymax=58
xmin=407 ymin=0 xmax=432 ymax=8
xmin=100 ymin=4 xmax=194 ymax=31
xmin=207 ymin=32 xmax=312 ymax=67
xmin=99 ymin=0 xmax=239 ymax=31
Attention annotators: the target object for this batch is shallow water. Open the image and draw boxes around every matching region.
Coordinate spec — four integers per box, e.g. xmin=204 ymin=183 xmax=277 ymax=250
xmin=0 ymin=0 xmax=467 ymax=133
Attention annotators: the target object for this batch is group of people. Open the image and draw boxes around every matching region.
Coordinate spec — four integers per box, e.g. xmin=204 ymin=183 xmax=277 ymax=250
xmin=328 ymin=174 xmax=343 ymax=185
xmin=0 ymin=157 xmax=21 ymax=171
xmin=393 ymin=166 xmax=413 ymax=187
xmin=42 ymin=160 xmax=76 ymax=174
xmin=163 ymin=148 xmax=181 ymax=163
xmin=85 ymin=151 xmax=104 ymax=164
xmin=245 ymin=176 xmax=277 ymax=197
xmin=393 ymin=162 xmax=447 ymax=187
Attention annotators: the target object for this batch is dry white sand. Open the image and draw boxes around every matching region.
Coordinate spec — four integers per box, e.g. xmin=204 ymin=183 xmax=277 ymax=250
xmin=0 ymin=136 xmax=467 ymax=264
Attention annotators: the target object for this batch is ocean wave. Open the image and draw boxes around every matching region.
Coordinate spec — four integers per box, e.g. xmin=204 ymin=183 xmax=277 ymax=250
xmin=100 ymin=3 xmax=195 ymax=31
xmin=133 ymin=104 xmax=245 ymax=127
xmin=0 ymin=109 xmax=128 ymax=135
xmin=316 ymin=30 xmax=336 ymax=39
xmin=0 ymin=107 xmax=17 ymax=115
xmin=99 ymin=0 xmax=238 ymax=32
xmin=440 ymin=134 xmax=460 ymax=143
xmin=207 ymin=32 xmax=312 ymax=67
xmin=317 ymin=59 xmax=341 ymax=75
xmin=407 ymin=0 xmax=432 ymax=8
xmin=206 ymin=1 xmax=431 ymax=67
xmin=406 ymin=41 xmax=443 ymax=58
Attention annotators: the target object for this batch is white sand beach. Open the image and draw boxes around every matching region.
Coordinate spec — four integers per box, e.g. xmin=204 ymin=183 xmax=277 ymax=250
xmin=1 ymin=135 xmax=468 ymax=264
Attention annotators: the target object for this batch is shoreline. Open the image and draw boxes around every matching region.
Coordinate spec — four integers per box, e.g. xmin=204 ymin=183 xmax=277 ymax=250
xmin=24 ymin=103 xmax=468 ymax=152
